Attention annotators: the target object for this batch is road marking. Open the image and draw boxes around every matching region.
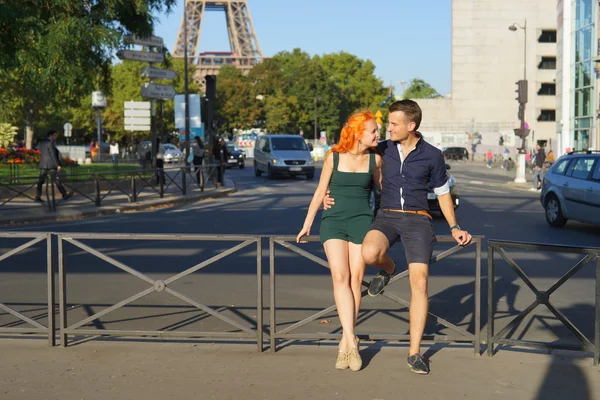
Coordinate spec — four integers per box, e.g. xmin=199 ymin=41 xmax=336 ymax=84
xmin=469 ymin=180 xmax=484 ymax=185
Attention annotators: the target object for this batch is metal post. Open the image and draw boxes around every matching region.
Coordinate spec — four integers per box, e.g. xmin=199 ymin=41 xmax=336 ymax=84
xmin=184 ymin=0 xmax=191 ymax=164
xmin=487 ymin=246 xmax=495 ymax=356
xmin=181 ymin=166 xmax=187 ymax=195
xmin=131 ymin=175 xmax=137 ymax=202
xmin=475 ymin=238 xmax=481 ymax=355
xmin=95 ymin=176 xmax=101 ymax=207
xmin=256 ymin=238 xmax=263 ymax=352
xmin=151 ymin=99 xmax=157 ymax=169
xmin=269 ymin=238 xmax=276 ymax=352
xmin=46 ymin=233 xmax=55 ymax=346
xmin=313 ymin=97 xmax=317 ymax=141
xmin=96 ymin=110 xmax=102 ymax=162
xmin=595 ymin=255 xmax=600 ymax=366
xmin=58 ymin=237 xmax=67 ymax=347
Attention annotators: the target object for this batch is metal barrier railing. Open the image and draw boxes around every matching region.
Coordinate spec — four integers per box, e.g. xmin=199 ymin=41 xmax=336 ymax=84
xmin=0 ymin=164 xmax=226 ymax=210
xmin=56 ymin=233 xmax=263 ymax=351
xmin=0 ymin=232 xmax=54 ymax=346
xmin=487 ymin=240 xmax=600 ymax=365
xmin=269 ymin=235 xmax=483 ymax=353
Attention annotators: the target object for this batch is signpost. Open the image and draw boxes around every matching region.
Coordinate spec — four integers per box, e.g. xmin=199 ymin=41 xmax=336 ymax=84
xmin=124 ymin=35 xmax=164 ymax=48
xmin=141 ymin=83 xmax=176 ymax=100
xmin=141 ymin=66 xmax=177 ymax=80
xmin=116 ymin=49 xmax=164 ymax=64
xmin=124 ymin=101 xmax=151 ymax=132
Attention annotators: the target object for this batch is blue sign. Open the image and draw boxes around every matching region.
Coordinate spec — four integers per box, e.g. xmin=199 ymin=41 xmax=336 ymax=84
xmin=179 ymin=125 xmax=204 ymax=142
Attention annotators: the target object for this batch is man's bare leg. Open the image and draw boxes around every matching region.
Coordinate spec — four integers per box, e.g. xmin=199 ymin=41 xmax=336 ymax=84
xmin=408 ymin=262 xmax=428 ymax=356
xmin=361 ymin=230 xmax=394 ymax=273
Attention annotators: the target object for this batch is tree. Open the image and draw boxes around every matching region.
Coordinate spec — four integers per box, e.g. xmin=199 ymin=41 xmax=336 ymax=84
xmin=215 ymin=65 xmax=262 ymax=132
xmin=0 ymin=1 xmax=176 ymax=148
xmin=264 ymin=90 xmax=300 ymax=133
xmin=402 ymin=78 xmax=443 ymax=99
xmin=0 ymin=123 xmax=18 ymax=147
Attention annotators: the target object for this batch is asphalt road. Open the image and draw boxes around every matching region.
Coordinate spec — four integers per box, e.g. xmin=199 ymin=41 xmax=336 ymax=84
xmin=1 ymin=160 xmax=599 ymax=351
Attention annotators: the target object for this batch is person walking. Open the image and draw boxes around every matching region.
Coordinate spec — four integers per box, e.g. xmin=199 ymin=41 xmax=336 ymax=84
xmin=530 ymin=143 xmax=546 ymax=191
xmin=110 ymin=140 xmax=119 ymax=166
xmin=193 ymin=136 xmax=205 ymax=186
xmin=502 ymin=148 xmax=510 ymax=170
xmin=90 ymin=140 xmax=99 ymax=162
xmin=155 ymin=138 xmax=165 ymax=185
xmin=35 ymin=130 xmax=72 ymax=202
xmin=324 ymin=100 xmax=472 ymax=375
xmin=486 ymin=149 xmax=493 ymax=168
xmin=212 ymin=138 xmax=229 ymax=185
xmin=297 ymin=111 xmax=381 ymax=372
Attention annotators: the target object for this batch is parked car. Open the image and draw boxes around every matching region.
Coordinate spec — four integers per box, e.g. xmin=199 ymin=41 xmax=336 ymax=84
xmin=253 ymin=134 xmax=315 ymax=179
xmin=540 ymin=151 xmax=600 ymax=227
xmin=163 ymin=143 xmax=184 ymax=163
xmin=226 ymin=142 xmax=245 ymax=169
xmin=443 ymin=147 xmax=469 ymax=161
xmin=427 ymin=164 xmax=460 ymax=212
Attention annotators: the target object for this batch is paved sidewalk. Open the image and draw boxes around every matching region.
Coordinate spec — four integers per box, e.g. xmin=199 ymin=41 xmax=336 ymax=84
xmin=0 ymin=177 xmax=236 ymax=226
xmin=0 ymin=339 xmax=597 ymax=400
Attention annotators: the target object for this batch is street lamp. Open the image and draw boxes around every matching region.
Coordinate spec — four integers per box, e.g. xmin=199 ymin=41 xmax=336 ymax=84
xmin=509 ymin=19 xmax=528 ymax=183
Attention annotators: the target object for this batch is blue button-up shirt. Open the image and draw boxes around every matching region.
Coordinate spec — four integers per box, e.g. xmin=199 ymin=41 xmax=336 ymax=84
xmin=378 ymin=136 xmax=448 ymax=212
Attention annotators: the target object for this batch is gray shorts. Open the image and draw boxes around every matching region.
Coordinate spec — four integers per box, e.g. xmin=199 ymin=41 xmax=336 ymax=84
xmin=369 ymin=209 xmax=436 ymax=265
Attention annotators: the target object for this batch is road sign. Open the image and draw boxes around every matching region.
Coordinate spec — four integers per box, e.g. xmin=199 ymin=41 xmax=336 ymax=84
xmin=124 ymin=35 xmax=164 ymax=48
xmin=124 ymin=101 xmax=151 ymax=132
xmin=141 ymin=83 xmax=176 ymax=100
xmin=117 ymin=49 xmax=164 ymax=63
xmin=141 ymin=66 xmax=177 ymax=80
xmin=63 ymin=122 xmax=73 ymax=138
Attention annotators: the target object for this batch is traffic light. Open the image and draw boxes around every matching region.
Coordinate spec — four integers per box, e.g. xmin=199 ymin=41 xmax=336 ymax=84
xmin=517 ymin=103 xmax=525 ymax=121
xmin=515 ymin=80 xmax=528 ymax=104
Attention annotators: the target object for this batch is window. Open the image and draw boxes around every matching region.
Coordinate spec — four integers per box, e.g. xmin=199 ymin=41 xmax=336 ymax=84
xmin=569 ymin=157 xmax=595 ymax=180
xmin=538 ymin=57 xmax=557 ymax=70
xmin=538 ymin=110 xmax=556 ymax=121
xmin=538 ymin=83 xmax=556 ymax=95
xmin=553 ymin=159 xmax=571 ymax=175
xmin=592 ymin=160 xmax=600 ymax=181
xmin=271 ymin=137 xmax=308 ymax=151
xmin=538 ymin=30 xmax=557 ymax=43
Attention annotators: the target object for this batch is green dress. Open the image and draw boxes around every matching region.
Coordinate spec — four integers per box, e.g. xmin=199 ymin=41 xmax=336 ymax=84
xmin=320 ymin=152 xmax=375 ymax=245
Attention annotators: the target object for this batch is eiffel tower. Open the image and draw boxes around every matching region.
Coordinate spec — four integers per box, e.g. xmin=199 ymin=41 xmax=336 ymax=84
xmin=173 ymin=0 xmax=264 ymax=85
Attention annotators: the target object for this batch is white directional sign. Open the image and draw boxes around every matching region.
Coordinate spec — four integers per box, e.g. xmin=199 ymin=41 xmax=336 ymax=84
xmin=124 ymin=101 xmax=151 ymax=132
xmin=63 ymin=122 xmax=73 ymax=138
xmin=117 ymin=49 xmax=164 ymax=63
xmin=124 ymin=35 xmax=164 ymax=48
xmin=141 ymin=83 xmax=176 ymax=100
xmin=141 ymin=66 xmax=177 ymax=80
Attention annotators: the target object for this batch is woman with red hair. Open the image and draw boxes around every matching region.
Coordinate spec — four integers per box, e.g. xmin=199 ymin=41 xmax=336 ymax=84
xmin=296 ymin=110 xmax=382 ymax=371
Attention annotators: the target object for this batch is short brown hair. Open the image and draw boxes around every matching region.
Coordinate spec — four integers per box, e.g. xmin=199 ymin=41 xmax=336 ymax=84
xmin=389 ymin=100 xmax=422 ymax=130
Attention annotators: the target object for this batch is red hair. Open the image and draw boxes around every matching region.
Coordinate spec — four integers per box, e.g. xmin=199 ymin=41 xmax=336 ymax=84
xmin=328 ymin=110 xmax=375 ymax=156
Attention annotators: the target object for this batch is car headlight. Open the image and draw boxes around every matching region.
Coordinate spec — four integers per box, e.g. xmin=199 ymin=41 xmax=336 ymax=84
xmin=272 ymin=158 xmax=278 ymax=164
xmin=306 ymin=159 xmax=314 ymax=166
xmin=239 ymin=154 xmax=243 ymax=158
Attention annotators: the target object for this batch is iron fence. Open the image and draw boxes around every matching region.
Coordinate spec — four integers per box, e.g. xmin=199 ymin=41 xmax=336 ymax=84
xmin=0 ymin=232 xmax=54 ymax=346
xmin=269 ymin=235 xmax=483 ymax=353
xmin=487 ymin=240 xmax=600 ymax=365
xmin=56 ymin=233 xmax=263 ymax=351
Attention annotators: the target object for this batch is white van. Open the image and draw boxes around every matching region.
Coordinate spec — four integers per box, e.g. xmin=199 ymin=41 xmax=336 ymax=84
xmin=253 ymin=134 xmax=315 ymax=179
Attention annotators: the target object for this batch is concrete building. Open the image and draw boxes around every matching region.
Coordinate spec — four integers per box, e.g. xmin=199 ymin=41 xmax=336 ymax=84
xmin=556 ymin=0 xmax=599 ymax=153
xmin=416 ymin=0 xmax=557 ymax=155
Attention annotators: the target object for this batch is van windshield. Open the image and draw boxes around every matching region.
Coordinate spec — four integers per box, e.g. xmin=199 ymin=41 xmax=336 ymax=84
xmin=271 ymin=137 xmax=308 ymax=151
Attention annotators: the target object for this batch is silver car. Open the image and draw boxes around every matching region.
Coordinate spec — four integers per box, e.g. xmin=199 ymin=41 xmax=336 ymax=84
xmin=540 ymin=151 xmax=600 ymax=227
xmin=253 ymin=134 xmax=315 ymax=179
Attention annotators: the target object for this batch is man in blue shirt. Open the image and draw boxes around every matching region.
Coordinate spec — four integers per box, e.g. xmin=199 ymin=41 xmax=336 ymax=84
xmin=324 ymin=100 xmax=472 ymax=375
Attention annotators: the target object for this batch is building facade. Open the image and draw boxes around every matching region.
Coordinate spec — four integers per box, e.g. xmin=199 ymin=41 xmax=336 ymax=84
xmin=557 ymin=0 xmax=599 ymax=153
xmin=417 ymin=0 xmax=557 ymax=154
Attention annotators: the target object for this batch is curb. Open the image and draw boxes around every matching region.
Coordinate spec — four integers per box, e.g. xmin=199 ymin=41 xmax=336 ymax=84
xmin=0 ymin=186 xmax=237 ymax=227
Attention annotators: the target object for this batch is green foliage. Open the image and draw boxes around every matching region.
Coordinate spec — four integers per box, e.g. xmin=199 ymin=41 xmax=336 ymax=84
xmin=402 ymin=78 xmax=443 ymax=99
xmin=0 ymin=123 xmax=18 ymax=147
xmin=0 ymin=0 xmax=176 ymax=148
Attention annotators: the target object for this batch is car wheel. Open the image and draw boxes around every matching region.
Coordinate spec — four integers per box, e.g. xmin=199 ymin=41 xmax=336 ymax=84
xmin=239 ymin=161 xmax=245 ymax=169
xmin=307 ymin=173 xmax=314 ymax=180
xmin=254 ymin=161 xmax=262 ymax=177
xmin=267 ymin=164 xmax=275 ymax=179
xmin=545 ymin=195 xmax=567 ymax=228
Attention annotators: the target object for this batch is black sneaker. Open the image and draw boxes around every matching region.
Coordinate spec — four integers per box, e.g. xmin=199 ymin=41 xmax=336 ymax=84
xmin=407 ymin=354 xmax=430 ymax=375
xmin=34 ymin=197 xmax=43 ymax=203
xmin=62 ymin=192 xmax=73 ymax=200
xmin=367 ymin=262 xmax=396 ymax=297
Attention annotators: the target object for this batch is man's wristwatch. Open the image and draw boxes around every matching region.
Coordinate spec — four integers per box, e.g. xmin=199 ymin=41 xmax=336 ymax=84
xmin=449 ymin=224 xmax=461 ymax=232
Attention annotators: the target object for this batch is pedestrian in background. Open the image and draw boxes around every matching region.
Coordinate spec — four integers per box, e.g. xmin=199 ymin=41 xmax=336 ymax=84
xmin=35 ymin=130 xmax=72 ymax=202
xmin=486 ymin=149 xmax=493 ymax=168
xmin=90 ymin=140 xmax=99 ymax=162
xmin=155 ymin=138 xmax=165 ymax=185
xmin=297 ymin=110 xmax=381 ymax=372
xmin=530 ymin=143 xmax=546 ymax=191
xmin=193 ymin=136 xmax=205 ymax=186
xmin=110 ymin=140 xmax=119 ymax=166
xmin=212 ymin=138 xmax=229 ymax=185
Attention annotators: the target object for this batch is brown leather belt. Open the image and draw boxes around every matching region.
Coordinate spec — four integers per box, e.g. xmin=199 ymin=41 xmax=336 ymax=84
xmin=381 ymin=208 xmax=432 ymax=220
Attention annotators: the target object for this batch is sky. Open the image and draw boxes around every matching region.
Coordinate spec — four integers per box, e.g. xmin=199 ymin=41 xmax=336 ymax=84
xmin=153 ymin=0 xmax=452 ymax=96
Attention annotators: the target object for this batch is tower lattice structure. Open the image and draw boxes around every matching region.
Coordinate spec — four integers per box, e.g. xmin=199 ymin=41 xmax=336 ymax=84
xmin=173 ymin=0 xmax=264 ymax=84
